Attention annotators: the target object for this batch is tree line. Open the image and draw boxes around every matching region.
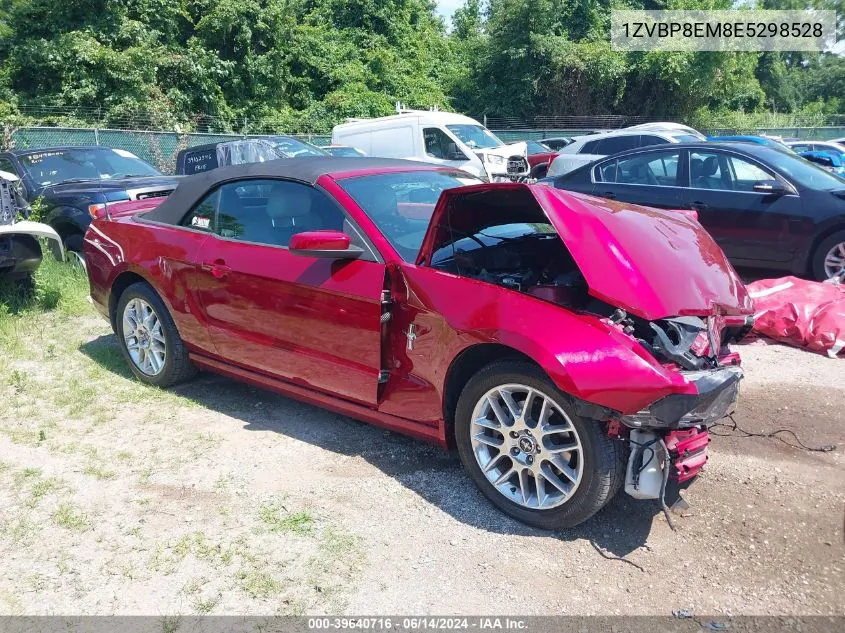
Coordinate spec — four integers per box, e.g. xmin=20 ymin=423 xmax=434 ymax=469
xmin=0 ymin=0 xmax=843 ymax=133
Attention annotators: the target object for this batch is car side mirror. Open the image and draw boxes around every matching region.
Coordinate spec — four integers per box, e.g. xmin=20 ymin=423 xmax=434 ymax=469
xmin=752 ymin=181 xmax=787 ymax=195
xmin=446 ymin=143 xmax=468 ymax=161
xmin=289 ymin=230 xmax=363 ymax=260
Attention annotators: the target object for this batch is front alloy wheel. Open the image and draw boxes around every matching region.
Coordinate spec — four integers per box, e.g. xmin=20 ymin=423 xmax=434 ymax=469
xmin=455 ymin=361 xmax=625 ymax=529
xmin=470 ymin=384 xmax=583 ymax=510
xmin=122 ymin=298 xmax=167 ymax=376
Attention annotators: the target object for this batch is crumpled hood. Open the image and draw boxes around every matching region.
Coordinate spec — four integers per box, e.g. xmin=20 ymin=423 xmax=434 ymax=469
xmin=419 ymin=183 xmax=753 ymax=321
xmin=530 ymin=186 xmax=753 ymax=319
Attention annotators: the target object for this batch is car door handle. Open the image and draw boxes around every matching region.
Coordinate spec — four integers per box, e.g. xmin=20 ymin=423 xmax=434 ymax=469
xmin=690 ymin=201 xmax=708 ymax=211
xmin=602 ymin=191 xmax=616 ymax=200
xmin=201 ymin=260 xmax=232 ymax=279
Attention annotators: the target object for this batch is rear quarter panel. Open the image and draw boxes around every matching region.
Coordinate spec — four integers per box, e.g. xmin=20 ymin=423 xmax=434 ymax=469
xmin=85 ymin=218 xmax=215 ymax=354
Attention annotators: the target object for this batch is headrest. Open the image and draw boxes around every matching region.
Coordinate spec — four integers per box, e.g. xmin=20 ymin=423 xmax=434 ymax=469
xmin=703 ymin=156 xmax=719 ymax=176
xmin=690 ymin=158 xmax=704 ymax=179
xmin=266 ymin=185 xmax=312 ymax=219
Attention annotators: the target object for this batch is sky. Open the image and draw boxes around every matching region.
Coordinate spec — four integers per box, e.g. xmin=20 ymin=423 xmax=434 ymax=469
xmin=435 ymin=0 xmax=462 ymax=24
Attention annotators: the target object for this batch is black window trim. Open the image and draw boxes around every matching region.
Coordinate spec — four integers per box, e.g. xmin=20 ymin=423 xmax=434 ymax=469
xmin=170 ymin=176 xmax=383 ymax=262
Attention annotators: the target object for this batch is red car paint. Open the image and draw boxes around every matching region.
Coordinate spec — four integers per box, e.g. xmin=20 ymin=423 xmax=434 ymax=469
xmin=527 ymin=151 xmax=559 ymax=169
xmin=84 ymin=166 xmax=752 ymax=451
xmin=665 ymin=428 xmax=711 ymax=482
xmin=418 ymin=183 xmax=753 ymax=321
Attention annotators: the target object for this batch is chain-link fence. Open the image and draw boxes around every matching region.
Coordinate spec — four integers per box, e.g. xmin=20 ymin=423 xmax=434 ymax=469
xmin=4 ymin=127 xmax=332 ymax=174
xmin=5 ymin=123 xmax=845 ymax=174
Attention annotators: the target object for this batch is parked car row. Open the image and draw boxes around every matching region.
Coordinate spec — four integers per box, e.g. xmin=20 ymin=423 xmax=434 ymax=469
xmin=5 ymin=117 xmax=842 ymax=531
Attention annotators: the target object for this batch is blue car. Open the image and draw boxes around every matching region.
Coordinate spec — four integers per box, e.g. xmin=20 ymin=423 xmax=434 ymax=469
xmin=708 ymin=135 xmax=794 ymax=151
xmin=799 ymin=150 xmax=845 ymax=177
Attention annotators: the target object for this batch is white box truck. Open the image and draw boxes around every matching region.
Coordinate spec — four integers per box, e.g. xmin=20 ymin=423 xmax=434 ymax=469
xmin=331 ymin=111 xmax=529 ymax=182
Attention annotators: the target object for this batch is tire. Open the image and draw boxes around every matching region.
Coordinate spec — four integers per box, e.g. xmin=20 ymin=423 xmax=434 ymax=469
xmin=455 ymin=361 xmax=625 ymax=529
xmin=63 ymin=233 xmax=86 ymax=269
xmin=531 ymin=164 xmax=549 ymax=180
xmin=811 ymin=229 xmax=845 ymax=281
xmin=115 ymin=282 xmax=197 ymax=387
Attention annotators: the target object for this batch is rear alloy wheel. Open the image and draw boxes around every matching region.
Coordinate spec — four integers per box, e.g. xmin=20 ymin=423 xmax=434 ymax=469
xmin=115 ymin=282 xmax=196 ymax=387
xmin=123 ymin=297 xmax=167 ymax=376
xmin=455 ymin=361 xmax=625 ymax=529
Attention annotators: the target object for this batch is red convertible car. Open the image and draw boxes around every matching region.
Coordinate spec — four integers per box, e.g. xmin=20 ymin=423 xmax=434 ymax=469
xmin=84 ymin=157 xmax=754 ymax=528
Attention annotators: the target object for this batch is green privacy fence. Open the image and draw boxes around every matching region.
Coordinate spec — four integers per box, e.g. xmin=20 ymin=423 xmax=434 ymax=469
xmin=8 ymin=127 xmax=332 ymax=174
xmin=8 ymin=125 xmax=845 ymax=173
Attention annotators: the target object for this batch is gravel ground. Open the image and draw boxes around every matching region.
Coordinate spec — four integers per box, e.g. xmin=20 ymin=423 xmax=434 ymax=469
xmin=0 ymin=319 xmax=842 ymax=616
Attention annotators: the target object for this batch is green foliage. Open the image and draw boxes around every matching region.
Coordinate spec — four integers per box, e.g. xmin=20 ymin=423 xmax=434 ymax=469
xmin=0 ymin=0 xmax=840 ymax=131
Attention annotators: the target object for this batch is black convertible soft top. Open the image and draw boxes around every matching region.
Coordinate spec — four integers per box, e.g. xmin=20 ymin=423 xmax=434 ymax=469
xmin=143 ymin=156 xmax=437 ymax=225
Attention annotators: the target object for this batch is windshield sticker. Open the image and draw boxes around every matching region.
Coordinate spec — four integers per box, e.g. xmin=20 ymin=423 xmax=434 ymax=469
xmin=24 ymin=151 xmax=65 ymax=164
xmin=112 ymin=149 xmax=139 ymax=159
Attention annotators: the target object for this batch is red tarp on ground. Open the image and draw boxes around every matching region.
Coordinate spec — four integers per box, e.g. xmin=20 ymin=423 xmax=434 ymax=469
xmin=747 ymin=276 xmax=845 ymax=358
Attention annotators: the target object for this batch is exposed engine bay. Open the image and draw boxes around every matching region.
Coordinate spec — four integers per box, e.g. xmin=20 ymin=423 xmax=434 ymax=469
xmin=431 ymin=225 xmax=751 ymax=371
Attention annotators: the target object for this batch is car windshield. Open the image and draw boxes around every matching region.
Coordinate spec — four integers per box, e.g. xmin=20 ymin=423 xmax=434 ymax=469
xmin=445 ymin=124 xmax=503 ymax=149
xmin=337 ymin=171 xmax=482 ymax=261
xmin=265 ymin=136 xmax=327 ymax=157
xmin=326 ymin=146 xmax=365 ymax=157
xmin=526 ymin=140 xmax=551 ymax=154
xmin=767 ymin=148 xmax=845 ymax=189
xmin=18 ymin=148 xmax=161 ymax=186
xmin=672 ymin=134 xmax=705 ymax=143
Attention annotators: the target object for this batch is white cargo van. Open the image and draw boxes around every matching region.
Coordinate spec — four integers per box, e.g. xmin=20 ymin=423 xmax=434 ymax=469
xmin=331 ymin=111 xmax=529 ymax=182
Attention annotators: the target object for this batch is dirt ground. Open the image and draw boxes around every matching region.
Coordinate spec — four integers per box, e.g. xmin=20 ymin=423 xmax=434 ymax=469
xmin=0 ymin=312 xmax=843 ymax=616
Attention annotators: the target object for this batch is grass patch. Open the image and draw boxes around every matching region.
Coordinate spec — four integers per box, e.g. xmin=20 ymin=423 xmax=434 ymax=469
xmin=52 ymin=502 xmax=91 ymax=531
xmin=259 ymin=501 xmax=314 ymax=536
xmin=235 ymin=567 xmax=284 ymax=599
xmin=0 ymin=254 xmax=89 ymax=321
xmin=193 ymin=595 xmax=220 ymax=614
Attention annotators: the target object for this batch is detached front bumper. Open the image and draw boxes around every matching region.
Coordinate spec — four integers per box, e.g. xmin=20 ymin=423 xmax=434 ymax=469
xmin=0 ymin=234 xmax=42 ymax=280
xmin=621 ymin=365 xmax=742 ymax=429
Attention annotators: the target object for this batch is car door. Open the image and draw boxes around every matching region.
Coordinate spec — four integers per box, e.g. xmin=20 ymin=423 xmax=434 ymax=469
xmin=187 ymin=177 xmax=386 ymax=406
xmin=681 ymin=149 xmax=801 ymax=263
xmin=590 ymin=148 xmax=685 ymax=208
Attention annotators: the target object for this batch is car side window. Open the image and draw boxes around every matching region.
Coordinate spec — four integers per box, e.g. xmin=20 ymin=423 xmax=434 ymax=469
xmin=600 ymin=136 xmax=640 ymax=155
xmin=689 ymin=152 xmax=778 ymax=191
xmin=597 ymin=150 xmax=680 ymax=186
xmin=180 ymin=189 xmax=219 ymax=232
xmin=688 ymin=151 xmax=728 ymax=190
xmin=792 ymin=143 xmax=811 ymax=153
xmin=0 ymin=157 xmax=17 ymax=175
xmin=726 ymin=155 xmax=778 ymax=191
xmin=580 ymin=139 xmax=603 ymax=154
xmin=423 ymin=128 xmax=458 ymax=159
xmin=639 ymin=135 xmax=669 ymax=147
xmin=181 ymin=179 xmax=347 ymax=247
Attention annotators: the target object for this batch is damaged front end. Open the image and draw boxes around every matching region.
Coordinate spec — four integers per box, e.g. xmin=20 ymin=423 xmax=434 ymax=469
xmin=609 ymin=310 xmax=750 ymax=501
xmin=417 ymin=183 xmax=756 ymax=505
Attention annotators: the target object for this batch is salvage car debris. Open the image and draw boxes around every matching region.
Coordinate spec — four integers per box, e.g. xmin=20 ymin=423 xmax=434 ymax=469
xmin=747 ymin=276 xmax=845 ymax=358
xmin=0 ymin=172 xmax=64 ymax=281
xmin=84 ymin=157 xmax=754 ymax=529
